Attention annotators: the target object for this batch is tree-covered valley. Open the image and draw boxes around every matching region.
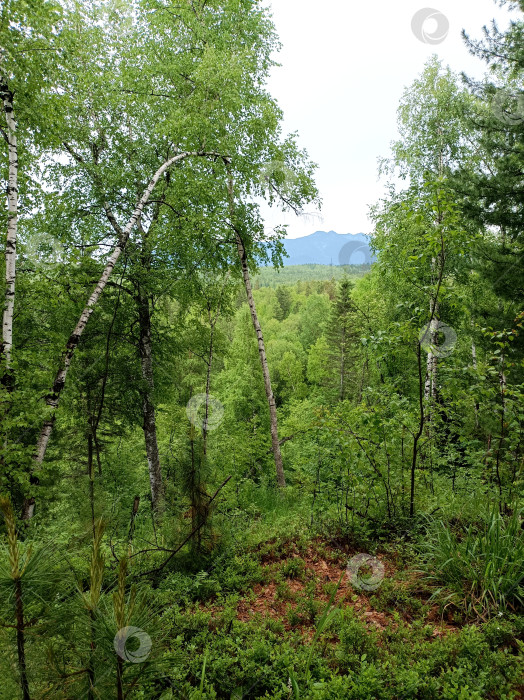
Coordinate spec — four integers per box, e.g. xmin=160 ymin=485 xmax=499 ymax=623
xmin=0 ymin=0 xmax=523 ymax=698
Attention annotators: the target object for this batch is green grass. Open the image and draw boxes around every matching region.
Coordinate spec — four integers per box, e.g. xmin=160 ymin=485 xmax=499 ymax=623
xmin=419 ymin=507 xmax=524 ymax=619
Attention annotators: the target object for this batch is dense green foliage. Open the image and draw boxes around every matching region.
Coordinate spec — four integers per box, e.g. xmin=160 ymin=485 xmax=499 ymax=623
xmin=0 ymin=0 xmax=523 ymax=698
xmin=254 ymin=265 xmax=370 ymax=288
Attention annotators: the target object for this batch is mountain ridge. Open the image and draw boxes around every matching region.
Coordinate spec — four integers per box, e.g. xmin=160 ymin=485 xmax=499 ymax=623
xmin=266 ymin=230 xmax=374 ymax=266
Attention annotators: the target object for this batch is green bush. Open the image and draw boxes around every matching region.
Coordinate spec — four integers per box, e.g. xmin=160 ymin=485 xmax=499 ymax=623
xmin=335 ymin=612 xmax=380 ymax=672
xmin=280 ymin=557 xmax=307 ymax=580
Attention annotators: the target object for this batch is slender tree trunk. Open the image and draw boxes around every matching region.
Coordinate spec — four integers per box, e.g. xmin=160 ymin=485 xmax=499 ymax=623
xmin=499 ymin=358 xmax=507 ymax=416
xmin=14 ymin=578 xmax=30 ymax=700
xmin=1 ymin=79 xmax=17 ymax=377
xmin=203 ymin=320 xmax=214 ymax=456
xmin=87 ymin=608 xmax=96 ymax=700
xmin=135 ymin=218 xmax=163 ymax=511
xmin=90 ymin=270 xmax=127 ymax=479
xmin=128 ymin=495 xmax=140 ymax=547
xmin=358 ymin=353 xmax=368 ymax=404
xmin=236 ymin=236 xmax=285 ymax=487
xmin=138 ymin=286 xmax=163 ymax=511
xmin=339 ymin=330 xmax=345 ymax=402
xmin=23 ymin=152 xmax=195 ymax=519
xmin=415 ymin=234 xmax=445 ymax=516
xmin=471 ymin=339 xmax=480 ymax=427
xmin=424 ymin=299 xmax=439 ymax=402
xmin=496 ymin=354 xmax=507 ymax=508
xmin=202 ymin=278 xmax=228 ymax=454
xmin=116 ymin=656 xmax=124 ymax=700
xmin=226 ymin=175 xmax=286 ymax=488
xmin=410 ymin=342 xmax=425 ymax=518
xmin=0 ymin=498 xmax=29 ymax=697
xmin=423 ymin=263 xmax=441 ymax=473
xmin=88 ymin=433 xmax=95 ymax=541
xmin=424 ymin=198 xmax=444 ymax=403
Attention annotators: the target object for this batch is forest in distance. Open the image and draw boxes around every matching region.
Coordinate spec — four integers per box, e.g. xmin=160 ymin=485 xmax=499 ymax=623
xmin=0 ymin=0 xmax=524 ymax=698
xmin=254 ymin=264 xmax=370 ymax=288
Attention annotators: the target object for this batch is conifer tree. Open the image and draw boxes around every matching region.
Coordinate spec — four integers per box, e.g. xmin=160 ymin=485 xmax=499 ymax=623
xmin=325 ymin=278 xmax=359 ymax=401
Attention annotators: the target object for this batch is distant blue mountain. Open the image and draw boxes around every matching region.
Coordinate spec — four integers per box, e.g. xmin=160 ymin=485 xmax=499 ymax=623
xmin=271 ymin=231 xmax=374 ymax=267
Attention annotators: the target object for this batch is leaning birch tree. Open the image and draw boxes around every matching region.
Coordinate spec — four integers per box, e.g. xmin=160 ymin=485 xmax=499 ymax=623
xmin=9 ymin=0 xmax=318 ymax=515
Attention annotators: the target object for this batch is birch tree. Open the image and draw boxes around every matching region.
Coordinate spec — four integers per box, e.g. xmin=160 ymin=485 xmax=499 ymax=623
xmin=0 ymin=71 xmax=17 ymax=377
xmin=383 ymin=59 xmax=475 ymax=405
xmin=9 ymin=0 xmax=318 ymax=515
xmin=0 ymin=0 xmax=62 ymax=376
xmin=226 ymin=171 xmax=286 ymax=486
xmin=24 ymin=150 xmax=212 ymax=519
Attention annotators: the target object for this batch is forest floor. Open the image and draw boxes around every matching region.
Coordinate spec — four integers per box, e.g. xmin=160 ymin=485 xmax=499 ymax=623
xmin=169 ymin=531 xmax=524 ymax=698
xmin=202 ymin=537 xmax=458 ymax=639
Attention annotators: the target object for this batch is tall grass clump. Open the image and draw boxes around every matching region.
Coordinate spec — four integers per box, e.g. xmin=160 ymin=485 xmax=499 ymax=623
xmin=419 ymin=507 xmax=524 ymax=619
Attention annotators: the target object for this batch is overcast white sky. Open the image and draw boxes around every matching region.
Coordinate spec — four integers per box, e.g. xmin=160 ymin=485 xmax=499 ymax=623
xmin=259 ymin=0 xmax=517 ymax=239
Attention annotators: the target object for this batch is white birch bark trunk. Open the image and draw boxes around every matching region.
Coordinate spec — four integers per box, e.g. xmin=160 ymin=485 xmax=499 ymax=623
xmin=424 ymin=313 xmax=439 ymax=402
xmin=1 ymin=79 xmax=17 ymax=372
xmin=226 ymin=175 xmax=286 ymax=488
xmin=424 ymin=264 xmax=440 ymax=403
xmin=23 ymin=151 xmax=194 ymax=519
